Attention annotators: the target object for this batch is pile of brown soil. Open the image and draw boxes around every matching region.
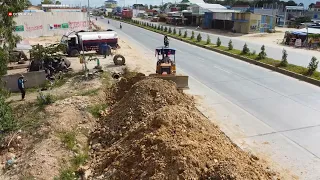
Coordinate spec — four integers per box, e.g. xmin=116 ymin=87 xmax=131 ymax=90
xmin=104 ymin=72 xmax=146 ymax=104
xmin=89 ymin=77 xmax=277 ymax=180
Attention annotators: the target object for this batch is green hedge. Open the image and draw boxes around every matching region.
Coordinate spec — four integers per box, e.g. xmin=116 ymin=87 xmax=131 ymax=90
xmin=110 ymin=17 xmax=320 ymax=82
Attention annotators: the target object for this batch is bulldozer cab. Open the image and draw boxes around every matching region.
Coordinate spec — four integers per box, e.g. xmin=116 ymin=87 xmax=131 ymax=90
xmin=155 ymin=47 xmax=176 ymax=75
xmin=150 ymin=47 xmax=189 ymax=90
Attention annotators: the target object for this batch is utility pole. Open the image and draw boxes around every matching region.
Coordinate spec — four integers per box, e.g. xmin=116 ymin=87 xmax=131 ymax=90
xmin=136 ymin=0 xmax=138 ymax=17
xmin=87 ymin=0 xmax=90 ymax=20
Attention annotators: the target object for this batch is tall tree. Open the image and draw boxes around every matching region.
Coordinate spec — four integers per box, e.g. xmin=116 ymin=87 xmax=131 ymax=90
xmin=285 ymin=0 xmax=297 ymax=6
xmin=0 ymin=0 xmax=28 ymax=75
xmin=309 ymin=3 xmax=315 ymax=9
xmin=55 ymin=1 xmax=61 ymax=5
xmin=41 ymin=0 xmax=53 ymax=4
xmin=25 ymin=0 xmax=32 ymax=7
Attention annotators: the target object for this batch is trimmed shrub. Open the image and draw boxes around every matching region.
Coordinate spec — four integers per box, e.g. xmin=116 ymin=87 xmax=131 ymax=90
xmin=279 ymin=49 xmax=288 ymax=67
xmin=241 ymin=43 xmax=250 ymax=54
xmin=190 ymin=31 xmax=195 ymax=40
xmin=206 ymin=35 xmax=211 ymax=45
xmin=178 ymin=29 xmax=182 ymax=36
xmin=183 ymin=31 xmax=187 ymax=38
xmin=228 ymin=40 xmax=233 ymax=50
xmin=307 ymin=56 xmax=319 ymax=76
xmin=257 ymin=45 xmax=267 ymax=60
xmin=173 ymin=28 xmax=176 ymax=35
xmin=196 ymin=33 xmax=202 ymax=42
xmin=216 ymin=37 xmax=221 ymax=47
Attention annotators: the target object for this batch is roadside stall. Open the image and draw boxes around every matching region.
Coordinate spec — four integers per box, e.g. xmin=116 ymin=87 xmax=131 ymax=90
xmin=283 ymin=28 xmax=320 ymax=49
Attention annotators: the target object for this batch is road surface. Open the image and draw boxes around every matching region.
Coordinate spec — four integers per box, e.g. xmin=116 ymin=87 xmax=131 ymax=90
xmin=134 ymin=18 xmax=320 ymax=70
xmin=100 ymin=18 xmax=320 ymax=179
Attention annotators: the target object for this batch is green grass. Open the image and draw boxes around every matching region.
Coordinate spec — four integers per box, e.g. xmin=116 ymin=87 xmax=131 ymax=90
xmin=100 ymin=71 xmax=112 ymax=88
xmin=71 ymin=153 xmax=88 ymax=167
xmin=59 ymin=131 xmax=77 ymax=150
xmin=54 ymin=169 xmax=77 ymax=180
xmin=111 ymin=17 xmax=320 ymax=82
xmin=36 ymin=92 xmax=56 ymax=109
xmin=87 ymin=103 xmax=108 ymax=118
xmin=54 ymin=152 xmax=89 ymax=180
xmin=79 ymin=88 xmax=101 ymax=96
xmin=55 ymin=133 xmax=89 ymax=180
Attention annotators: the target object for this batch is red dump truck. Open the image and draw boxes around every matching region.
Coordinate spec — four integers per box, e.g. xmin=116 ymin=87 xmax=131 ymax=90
xmin=122 ymin=9 xmax=133 ymax=19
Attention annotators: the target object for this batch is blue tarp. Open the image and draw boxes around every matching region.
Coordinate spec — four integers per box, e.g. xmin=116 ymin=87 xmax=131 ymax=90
xmin=291 ymin=31 xmax=307 ymax=36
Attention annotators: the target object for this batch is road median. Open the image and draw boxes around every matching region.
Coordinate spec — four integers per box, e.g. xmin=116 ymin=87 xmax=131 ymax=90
xmin=108 ymin=17 xmax=320 ymax=87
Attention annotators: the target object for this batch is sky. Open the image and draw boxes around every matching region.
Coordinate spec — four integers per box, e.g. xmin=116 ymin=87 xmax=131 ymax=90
xmin=30 ymin=0 xmax=316 ymax=8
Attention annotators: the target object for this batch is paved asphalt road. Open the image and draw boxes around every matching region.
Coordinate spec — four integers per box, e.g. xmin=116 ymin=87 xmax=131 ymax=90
xmin=100 ymin=18 xmax=320 ymax=179
xmin=134 ymin=18 xmax=319 ymax=70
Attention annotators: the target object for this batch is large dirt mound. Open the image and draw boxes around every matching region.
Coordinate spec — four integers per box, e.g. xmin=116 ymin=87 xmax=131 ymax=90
xmin=89 ymin=77 xmax=277 ymax=180
xmin=92 ymin=78 xmax=193 ymax=146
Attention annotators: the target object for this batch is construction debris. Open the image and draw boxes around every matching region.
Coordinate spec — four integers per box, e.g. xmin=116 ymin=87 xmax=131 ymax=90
xmin=28 ymin=43 xmax=71 ymax=77
xmin=88 ymin=76 xmax=278 ymax=180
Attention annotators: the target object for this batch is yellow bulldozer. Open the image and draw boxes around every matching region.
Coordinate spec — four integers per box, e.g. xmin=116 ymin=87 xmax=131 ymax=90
xmin=149 ymin=47 xmax=189 ymax=89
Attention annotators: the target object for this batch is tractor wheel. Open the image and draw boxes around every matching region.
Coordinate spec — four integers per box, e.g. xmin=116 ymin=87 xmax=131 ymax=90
xmin=113 ymin=54 xmax=125 ymax=66
xmin=69 ymin=49 xmax=80 ymax=57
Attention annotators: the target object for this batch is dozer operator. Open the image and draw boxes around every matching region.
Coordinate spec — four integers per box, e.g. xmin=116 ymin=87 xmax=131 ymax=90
xmin=164 ymin=35 xmax=169 ymax=47
xmin=157 ymin=54 xmax=171 ymax=65
xmin=149 ymin=47 xmax=188 ymax=89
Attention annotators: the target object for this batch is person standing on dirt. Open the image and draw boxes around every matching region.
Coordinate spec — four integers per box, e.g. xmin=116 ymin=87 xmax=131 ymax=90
xmin=17 ymin=75 xmax=27 ymax=100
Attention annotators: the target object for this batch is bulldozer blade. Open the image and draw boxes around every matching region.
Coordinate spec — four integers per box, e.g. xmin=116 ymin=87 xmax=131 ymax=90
xmin=149 ymin=74 xmax=189 ymax=89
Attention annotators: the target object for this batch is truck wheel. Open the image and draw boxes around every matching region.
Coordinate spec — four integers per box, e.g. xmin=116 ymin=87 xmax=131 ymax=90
xmin=69 ymin=49 xmax=80 ymax=57
xmin=113 ymin=54 xmax=125 ymax=66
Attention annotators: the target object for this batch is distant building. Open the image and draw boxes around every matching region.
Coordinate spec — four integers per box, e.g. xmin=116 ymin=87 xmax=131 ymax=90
xmin=105 ymin=0 xmax=117 ymax=9
xmin=311 ymin=2 xmax=320 ymax=11
xmin=41 ymin=4 xmax=84 ymax=12
xmin=231 ymin=5 xmax=251 ymax=12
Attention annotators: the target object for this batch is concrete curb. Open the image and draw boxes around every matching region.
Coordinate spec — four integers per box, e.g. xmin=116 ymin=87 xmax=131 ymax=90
xmin=113 ymin=18 xmax=320 ymax=87
xmin=8 ymin=64 xmax=29 ymax=70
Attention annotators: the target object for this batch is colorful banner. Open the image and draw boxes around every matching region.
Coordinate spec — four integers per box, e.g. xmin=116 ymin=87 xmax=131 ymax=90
xmin=15 ymin=25 xmax=24 ymax=32
xmin=49 ymin=23 xmax=69 ymax=30
xmin=61 ymin=23 xmax=69 ymax=29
